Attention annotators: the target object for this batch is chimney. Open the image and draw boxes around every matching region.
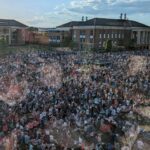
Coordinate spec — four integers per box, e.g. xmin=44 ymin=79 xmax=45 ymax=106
xmin=86 ymin=16 xmax=88 ymax=21
xmin=124 ymin=13 xmax=127 ymax=20
xmin=82 ymin=16 xmax=84 ymax=22
xmin=120 ymin=13 xmax=123 ymax=20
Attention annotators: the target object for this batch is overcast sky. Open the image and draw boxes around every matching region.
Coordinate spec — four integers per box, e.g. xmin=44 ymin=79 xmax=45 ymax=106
xmin=0 ymin=0 xmax=150 ymax=27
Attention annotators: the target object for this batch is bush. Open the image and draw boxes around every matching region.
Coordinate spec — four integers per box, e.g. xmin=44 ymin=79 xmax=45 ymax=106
xmin=104 ymin=40 xmax=112 ymax=51
xmin=0 ymin=37 xmax=7 ymax=47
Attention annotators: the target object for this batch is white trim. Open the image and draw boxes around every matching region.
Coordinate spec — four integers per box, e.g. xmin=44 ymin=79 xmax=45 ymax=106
xmin=56 ymin=26 xmax=150 ymax=32
xmin=72 ymin=26 xmax=150 ymax=31
xmin=11 ymin=26 xmax=27 ymax=29
xmin=57 ymin=27 xmax=71 ymax=31
xmin=131 ymin=27 xmax=150 ymax=31
xmin=0 ymin=26 xmax=27 ymax=29
xmin=73 ymin=26 xmax=132 ymax=30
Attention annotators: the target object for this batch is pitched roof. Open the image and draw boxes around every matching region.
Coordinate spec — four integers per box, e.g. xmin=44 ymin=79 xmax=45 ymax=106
xmin=58 ymin=18 xmax=149 ymax=28
xmin=57 ymin=21 xmax=82 ymax=28
xmin=0 ymin=19 xmax=27 ymax=27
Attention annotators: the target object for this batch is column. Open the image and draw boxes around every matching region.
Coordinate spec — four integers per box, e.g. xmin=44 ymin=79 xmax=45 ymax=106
xmin=149 ymin=32 xmax=150 ymax=44
xmin=137 ymin=31 xmax=141 ymax=45
xmin=148 ymin=32 xmax=150 ymax=50
xmin=143 ymin=31 xmax=145 ymax=44
xmin=8 ymin=27 xmax=11 ymax=45
xmin=147 ymin=31 xmax=150 ymax=44
xmin=145 ymin=31 xmax=148 ymax=44
xmin=145 ymin=31 xmax=147 ymax=44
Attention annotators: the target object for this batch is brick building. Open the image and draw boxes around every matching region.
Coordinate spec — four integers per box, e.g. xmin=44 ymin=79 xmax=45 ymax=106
xmin=49 ymin=16 xmax=150 ymax=50
xmin=0 ymin=19 xmax=27 ymax=45
xmin=49 ymin=28 xmax=71 ymax=46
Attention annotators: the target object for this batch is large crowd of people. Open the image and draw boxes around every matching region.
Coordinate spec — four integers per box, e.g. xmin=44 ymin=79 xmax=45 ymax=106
xmin=0 ymin=50 xmax=150 ymax=150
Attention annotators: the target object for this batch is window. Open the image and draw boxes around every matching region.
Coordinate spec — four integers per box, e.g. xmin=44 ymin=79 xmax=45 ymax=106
xmin=80 ymin=35 xmax=83 ymax=38
xmin=118 ymin=34 xmax=121 ymax=39
xmin=115 ymin=34 xmax=117 ymax=38
xmin=3 ymin=28 xmax=8 ymax=34
xmin=56 ymin=36 xmax=60 ymax=43
xmin=108 ymin=34 xmax=110 ymax=38
xmin=90 ymin=30 xmax=93 ymax=35
xmin=57 ymin=36 xmax=60 ymax=40
xmin=122 ymin=34 xmax=124 ymax=38
xmin=112 ymin=33 xmax=113 ymax=38
xmin=73 ymin=34 xmax=76 ymax=39
xmin=103 ymin=42 xmax=105 ymax=47
xmin=90 ymin=35 xmax=93 ymax=39
xmin=104 ymin=34 xmax=106 ymax=38
xmin=99 ymin=45 xmax=102 ymax=48
xmin=80 ymin=38 xmax=85 ymax=43
xmin=90 ymin=39 xmax=93 ymax=43
xmin=113 ymin=41 xmax=117 ymax=46
xmin=80 ymin=30 xmax=85 ymax=35
xmin=99 ymin=34 xmax=102 ymax=38
xmin=80 ymin=30 xmax=86 ymax=43
xmin=82 ymin=35 xmax=86 ymax=38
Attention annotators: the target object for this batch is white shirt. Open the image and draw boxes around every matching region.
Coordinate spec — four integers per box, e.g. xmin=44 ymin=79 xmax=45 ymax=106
xmin=137 ymin=140 xmax=144 ymax=149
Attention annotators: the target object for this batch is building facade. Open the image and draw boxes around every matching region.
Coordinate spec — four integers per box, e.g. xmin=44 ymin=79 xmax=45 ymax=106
xmin=49 ymin=17 xmax=150 ymax=50
xmin=48 ymin=28 xmax=71 ymax=46
xmin=0 ymin=19 xmax=27 ymax=45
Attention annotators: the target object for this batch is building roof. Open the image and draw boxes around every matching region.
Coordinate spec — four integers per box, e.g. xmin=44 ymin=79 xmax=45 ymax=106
xmin=57 ymin=21 xmax=82 ymax=28
xmin=58 ymin=18 xmax=149 ymax=28
xmin=0 ymin=19 xmax=27 ymax=28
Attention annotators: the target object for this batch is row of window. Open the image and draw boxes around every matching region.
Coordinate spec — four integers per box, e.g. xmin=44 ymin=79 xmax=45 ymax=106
xmin=49 ymin=36 xmax=60 ymax=40
xmin=0 ymin=28 xmax=9 ymax=34
xmin=49 ymin=39 xmax=60 ymax=43
xmin=78 ymin=33 xmax=124 ymax=40
xmin=80 ymin=40 xmax=117 ymax=46
xmin=80 ymin=38 xmax=93 ymax=43
xmin=80 ymin=30 xmax=94 ymax=35
xmin=100 ymin=33 xmax=124 ymax=39
xmin=49 ymin=36 xmax=60 ymax=43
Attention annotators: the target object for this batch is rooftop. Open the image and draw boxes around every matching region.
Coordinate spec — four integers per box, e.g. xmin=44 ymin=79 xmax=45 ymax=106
xmin=0 ymin=19 xmax=27 ymax=28
xmin=57 ymin=18 xmax=149 ymax=28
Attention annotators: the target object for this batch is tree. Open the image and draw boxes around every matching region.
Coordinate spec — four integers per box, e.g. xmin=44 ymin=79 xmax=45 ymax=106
xmin=104 ymin=40 xmax=112 ymax=51
xmin=28 ymin=27 xmax=38 ymax=32
xmin=118 ymin=39 xmax=124 ymax=46
xmin=0 ymin=37 xmax=7 ymax=48
xmin=69 ymin=41 xmax=78 ymax=50
xmin=62 ymin=36 xmax=72 ymax=47
xmin=126 ymin=39 xmax=136 ymax=50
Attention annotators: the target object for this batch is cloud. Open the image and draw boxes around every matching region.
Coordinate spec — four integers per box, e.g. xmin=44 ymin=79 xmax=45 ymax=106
xmin=26 ymin=8 xmax=80 ymax=27
xmin=68 ymin=0 xmax=150 ymax=15
xmin=26 ymin=0 xmax=150 ymax=27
